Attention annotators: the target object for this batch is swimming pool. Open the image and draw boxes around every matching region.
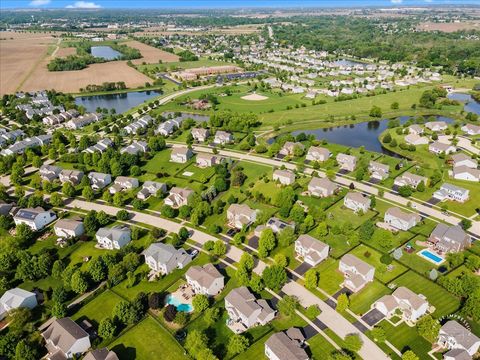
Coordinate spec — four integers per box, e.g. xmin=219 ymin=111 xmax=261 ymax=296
xmin=166 ymin=294 xmax=193 ymax=312
xmin=418 ymin=249 xmax=445 ymax=265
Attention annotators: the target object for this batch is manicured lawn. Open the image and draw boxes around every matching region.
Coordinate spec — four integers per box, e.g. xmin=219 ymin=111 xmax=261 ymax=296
xmin=381 ymin=320 xmax=433 ymax=358
xmin=109 ymin=316 xmax=186 ymax=360
xmin=315 ymin=258 xmax=344 ymax=295
xmin=308 ymin=333 xmax=338 ymax=360
xmin=72 ymin=290 xmax=124 ymax=326
xmin=395 ymin=235 xmax=437 ymax=276
xmin=251 ymin=180 xmax=284 ymax=203
xmin=391 ymin=271 xmax=460 ymax=317
xmin=325 ymin=200 xmax=377 ymax=229
xmin=142 ymin=149 xmax=190 ymax=176
xmin=349 ymin=280 xmax=391 ymax=315
xmin=176 ymin=161 xmax=215 ymax=183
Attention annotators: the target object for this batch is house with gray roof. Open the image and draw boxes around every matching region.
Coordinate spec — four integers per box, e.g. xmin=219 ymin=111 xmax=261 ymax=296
xmin=185 ymin=263 xmax=224 ymax=297
xmin=84 ymin=348 xmax=119 ymax=360
xmin=339 ymin=254 xmax=375 ymax=293
xmin=433 ymin=183 xmax=469 ymax=203
xmin=54 ymin=219 xmax=84 ymax=238
xmin=384 ymin=207 xmax=421 ymax=231
xmin=266 ymin=217 xmax=295 ymax=234
xmin=408 ymin=124 xmax=424 ymax=135
xmin=13 ymin=207 xmax=56 ymax=231
xmin=84 ymin=138 xmax=113 ymax=154
xmin=40 ymin=164 xmax=62 ymax=182
xmin=164 ymin=187 xmax=194 ymax=208
xmin=265 ymin=329 xmax=309 ymax=360
xmin=295 ymin=234 xmax=329 ymax=266
xmin=227 ymin=204 xmax=257 ymax=229
xmin=394 ymin=172 xmax=427 ymax=189
xmin=373 ymin=286 xmax=428 ymax=323
xmin=452 ymin=166 xmax=480 ymax=182
xmin=429 ymin=224 xmax=471 ymax=253
xmin=425 ymin=121 xmax=448 ymax=132
xmin=120 ymin=141 xmax=148 ymax=155
xmin=170 ymin=147 xmax=193 ymax=163
xmin=279 ymin=142 xmax=304 ymax=157
xmin=124 ymin=115 xmax=152 ymax=135
xmin=437 ymin=321 xmax=480 ymax=357
xmin=369 ymin=161 xmax=390 ymax=180
xmin=0 ymin=288 xmax=37 ymax=320
xmin=214 ymin=130 xmax=234 ymax=145
xmin=191 ymin=128 xmax=210 ymax=142
xmin=137 ymin=181 xmax=166 ymax=200
xmin=143 ymin=243 xmax=191 ymax=275
xmin=109 ymin=176 xmax=139 ymax=194
xmin=461 ymin=123 xmax=480 ymax=136
xmin=336 ymin=153 xmax=357 ymax=172
xmin=88 ymin=172 xmax=112 ymax=191
xmin=308 ymin=177 xmax=337 ymax=197
xmin=443 ymin=348 xmax=473 ymax=360
xmin=273 ymin=169 xmax=296 ymax=185
xmin=306 ymin=146 xmax=331 ymax=162
xmin=59 ymin=169 xmax=84 ymax=186
xmin=344 ymin=192 xmax=371 ymax=213
xmin=451 ymin=153 xmax=477 ymax=169
xmin=95 ymin=226 xmax=131 ymax=250
xmin=42 ymin=317 xmax=91 ymax=360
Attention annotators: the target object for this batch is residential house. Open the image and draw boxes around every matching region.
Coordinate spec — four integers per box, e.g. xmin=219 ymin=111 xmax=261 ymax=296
xmin=452 ymin=166 xmax=480 ymax=182
xmin=429 ymin=141 xmax=456 ymax=155
xmin=164 ymin=187 xmax=194 ymax=208
xmin=155 ymin=117 xmax=183 ymax=136
xmin=437 ymin=321 xmax=480 ymax=357
xmin=374 ymin=286 xmax=428 ymax=322
xmin=265 ymin=329 xmax=309 ymax=360
xmin=429 ymin=224 xmax=471 ymax=253
xmin=59 ymin=169 xmax=84 ymax=185
xmin=369 ymin=161 xmax=390 ymax=180
xmin=196 ymin=153 xmax=221 ymax=168
xmin=394 ymin=172 xmax=427 ymax=189
xmin=124 ymin=115 xmax=152 ymax=134
xmin=214 ymin=131 xmax=233 ymax=145
xmin=170 ymin=147 xmax=193 ymax=163
xmin=339 ymin=254 xmax=375 ymax=293
xmin=433 ymin=183 xmax=469 ymax=203
xmin=1 ymin=135 xmax=52 ymax=156
xmin=273 ymin=169 xmax=296 ymax=185
xmin=120 ymin=141 xmax=148 ymax=155
xmin=143 ymin=243 xmax=191 ymax=275
xmin=13 ymin=207 xmax=56 ymax=231
xmin=384 ymin=207 xmax=421 ymax=231
xmin=0 ymin=288 xmax=37 ymax=320
xmin=40 ymin=164 xmax=62 ymax=182
xmin=227 ymin=204 xmax=257 ymax=229
xmin=461 ymin=123 xmax=480 ymax=136
xmin=95 ymin=226 xmax=131 ymax=250
xmin=84 ymin=348 xmax=119 ymax=360
xmin=266 ymin=217 xmax=295 ymax=234
xmin=408 ymin=124 xmax=424 ymax=135
xmin=0 ymin=201 xmax=14 ymax=216
xmin=42 ymin=318 xmax=91 ymax=360
xmin=66 ymin=113 xmax=102 ymax=130
xmin=308 ymin=177 xmax=337 ymax=197
xmin=442 ymin=348 xmax=472 ymax=360
xmin=344 ymin=192 xmax=371 ymax=213
xmin=451 ymin=153 xmax=477 ymax=169
xmin=84 ymin=138 xmax=113 ymax=154
xmin=306 ymin=146 xmax=331 ymax=162
xmin=54 ymin=219 xmax=84 ymax=238
xmin=336 ymin=153 xmax=357 ymax=172
xmin=191 ymin=128 xmax=210 ymax=142
xmin=185 ymin=263 xmax=224 ymax=296
xmin=88 ymin=172 xmax=112 ymax=191
xmin=225 ymin=287 xmax=276 ymax=333
xmin=405 ymin=134 xmax=429 ymax=146
xmin=279 ymin=142 xmax=305 ymax=157
xmin=109 ymin=176 xmax=139 ymax=194
xmin=425 ymin=121 xmax=448 ymax=132
xmin=137 ymin=181 xmax=166 ymax=200
xmin=295 ymin=234 xmax=329 ymax=266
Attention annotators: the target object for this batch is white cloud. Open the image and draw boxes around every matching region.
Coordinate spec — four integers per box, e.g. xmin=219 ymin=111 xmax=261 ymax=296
xmin=391 ymin=0 xmax=403 ymax=3
xmin=66 ymin=1 xmax=101 ymax=8
xmin=29 ymin=0 xmax=51 ymax=6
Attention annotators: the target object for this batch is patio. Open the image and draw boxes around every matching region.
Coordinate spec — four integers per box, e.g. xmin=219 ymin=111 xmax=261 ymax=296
xmin=170 ymin=284 xmax=195 ymax=306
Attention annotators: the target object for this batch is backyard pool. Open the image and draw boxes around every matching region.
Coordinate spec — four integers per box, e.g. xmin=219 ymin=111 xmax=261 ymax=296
xmin=166 ymin=294 xmax=193 ymax=312
xmin=418 ymin=249 xmax=445 ymax=265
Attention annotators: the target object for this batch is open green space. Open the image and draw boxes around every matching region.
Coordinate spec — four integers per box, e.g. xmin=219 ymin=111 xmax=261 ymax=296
xmin=380 ymin=321 xmax=433 ymax=359
xmin=72 ymin=289 xmax=124 ymax=326
xmin=349 ymin=280 xmax=391 ymax=315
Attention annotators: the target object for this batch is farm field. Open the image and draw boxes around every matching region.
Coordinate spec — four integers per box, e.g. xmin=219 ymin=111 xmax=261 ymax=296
xmin=125 ymin=40 xmax=180 ymax=64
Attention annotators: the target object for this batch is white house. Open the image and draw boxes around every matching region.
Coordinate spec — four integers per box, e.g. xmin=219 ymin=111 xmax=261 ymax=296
xmin=214 ymin=131 xmax=233 ymax=145
xmin=265 ymin=329 xmax=309 ymax=360
xmin=273 ymin=169 xmax=296 ymax=185
xmin=164 ymin=187 xmax=194 ymax=208
xmin=227 ymin=204 xmax=257 ymax=229
xmin=308 ymin=177 xmax=337 ymax=197
xmin=170 ymin=147 xmax=193 ymax=163
xmin=59 ymin=169 xmax=84 ymax=185
xmin=369 ymin=161 xmax=390 ymax=180
xmin=344 ymin=192 xmax=371 ymax=213
xmin=394 ymin=172 xmax=427 ymax=189
xmin=185 ymin=263 xmax=224 ymax=297
xmin=384 ymin=207 xmax=421 ymax=231
xmin=374 ymin=286 xmax=428 ymax=323
xmin=84 ymin=349 xmax=119 ymax=360
xmin=461 ymin=123 xmax=480 ymax=136
xmin=54 ymin=219 xmax=84 ymax=238
xmin=191 ymin=128 xmax=210 ymax=142
xmin=437 ymin=321 xmax=480 ymax=357
xmin=40 ymin=164 xmax=62 ymax=182
xmin=143 ymin=242 xmax=191 ymax=275
xmin=0 ymin=288 xmax=37 ymax=320
xmin=279 ymin=142 xmax=304 ymax=157
xmin=425 ymin=121 xmax=448 ymax=132
xmin=13 ymin=207 xmax=56 ymax=231
xmin=339 ymin=254 xmax=375 ymax=293
xmin=306 ymin=146 xmax=331 ymax=162
xmin=450 ymin=153 xmax=477 ymax=169
xmin=336 ymin=153 xmax=357 ymax=172
xmin=42 ymin=318 xmax=91 ymax=360
xmin=95 ymin=226 xmax=131 ymax=250
xmin=429 ymin=141 xmax=456 ymax=155
xmin=120 ymin=141 xmax=148 ymax=155
xmin=196 ymin=153 xmax=220 ymax=168
xmin=109 ymin=176 xmax=140 ymax=194
xmin=408 ymin=124 xmax=424 ymax=135
xmin=429 ymin=224 xmax=471 ymax=253
xmin=433 ymin=183 xmax=469 ymax=203
xmin=137 ymin=181 xmax=166 ymax=200
xmin=405 ymin=134 xmax=429 ymax=146
xmin=452 ymin=166 xmax=480 ymax=182
xmin=88 ymin=172 xmax=112 ymax=191
xmin=295 ymin=234 xmax=329 ymax=266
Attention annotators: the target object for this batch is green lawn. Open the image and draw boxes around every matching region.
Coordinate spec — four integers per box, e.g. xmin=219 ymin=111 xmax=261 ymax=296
xmin=380 ymin=321 xmax=433 ymax=359
xmin=176 ymin=161 xmax=216 ymax=183
xmin=349 ymin=280 xmax=391 ymax=315
xmin=308 ymin=333 xmax=338 ymax=360
xmin=72 ymin=290 xmax=124 ymax=326
xmin=396 ymin=236 xmax=437 ymax=276
xmin=315 ymin=258 xmax=344 ymax=295
xmin=325 ymin=200 xmax=377 ymax=229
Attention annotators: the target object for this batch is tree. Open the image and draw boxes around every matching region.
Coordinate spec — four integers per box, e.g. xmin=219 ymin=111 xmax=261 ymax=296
xmin=402 ymin=350 xmax=419 ymax=360
xmin=277 ymin=226 xmax=295 ymax=248
xmin=306 ymin=305 xmax=321 ymax=319
xmin=258 ymin=228 xmax=276 ymax=258
xmin=148 ymin=293 xmax=163 ymax=310
xmin=185 ymin=330 xmax=209 ymax=356
xmin=275 ymin=186 xmax=296 ymax=217
xmin=465 ymin=254 xmax=480 ymax=272
xmin=98 ymin=317 xmax=117 ymax=340
xmin=304 ymin=269 xmax=319 ymax=289
xmin=49 ymin=193 xmax=63 ymax=207
xmin=262 ymin=265 xmax=288 ymax=291
xmin=88 ymin=257 xmax=107 ymax=283
xmin=116 ymin=210 xmax=129 ymax=221
xmin=447 ymin=252 xmax=465 ymax=268
xmin=398 ymin=185 xmax=413 ymax=197
xmin=192 ymin=294 xmax=209 ymax=313
xmin=336 ymin=293 xmax=349 ymax=313
xmin=163 ymin=304 xmax=177 ymax=322
xmin=82 ymin=186 xmax=95 ymax=201
xmin=274 ymin=254 xmax=288 ymax=268
xmin=358 ymin=220 xmax=375 ymax=242
xmin=62 ymin=182 xmax=76 ymax=197
xmin=227 ymin=334 xmax=250 ymax=356
xmin=369 ymin=106 xmax=382 ymax=118
xmin=371 ymin=326 xmax=386 ymax=343
xmin=416 ymin=315 xmax=440 ymax=342
xmin=212 ymin=240 xmax=227 ymax=257
xmin=462 ymin=288 xmax=480 ymax=321
xmin=460 ymin=219 xmax=472 ymax=230
xmin=51 ymin=301 xmax=67 ymax=318
xmin=70 ymin=270 xmax=88 ymax=294
xmin=204 ymin=307 xmax=220 ymax=327
xmin=174 ymin=311 xmax=189 ymax=325
xmin=344 ymin=333 xmax=363 ymax=352
xmin=249 ymin=273 xmax=264 ymax=293
xmin=278 ymin=295 xmax=299 ymax=317
xmin=179 ymin=227 xmax=189 ymax=241
xmin=160 ymin=205 xmax=176 ymax=218
xmin=14 ymin=340 xmax=37 ymax=360
xmin=15 ymin=224 xmax=34 ymax=246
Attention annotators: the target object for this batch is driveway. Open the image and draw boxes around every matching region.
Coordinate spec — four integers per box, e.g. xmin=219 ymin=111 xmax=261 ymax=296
xmin=294 ymin=262 xmax=312 ymax=276
xmin=302 ymin=325 xmax=318 ymax=340
xmin=361 ymin=309 xmax=385 ymax=327
xmin=426 ymin=197 xmax=441 ymax=207
xmin=249 ymin=236 xmax=259 ymax=249
xmin=333 ymin=287 xmax=352 ymax=299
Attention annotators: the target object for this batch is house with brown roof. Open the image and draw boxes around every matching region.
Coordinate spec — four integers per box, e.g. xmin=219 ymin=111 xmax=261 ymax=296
xmin=451 ymin=153 xmax=477 ymax=169
xmin=429 ymin=224 xmax=471 ymax=253
xmin=191 ymin=128 xmax=210 ymax=143
xmin=54 ymin=219 xmax=84 ymax=238
xmin=339 ymin=254 xmax=375 ymax=293
xmin=295 ymin=234 xmax=329 ymax=266
xmin=452 ymin=166 xmax=480 ymax=182
xmin=214 ymin=131 xmax=233 ymax=145
xmin=429 ymin=141 xmax=456 ymax=155
xmin=196 ymin=153 xmax=221 ymax=168
xmin=185 ymin=263 xmax=224 ymax=297
xmin=308 ymin=177 xmax=337 ymax=197
xmin=273 ymin=169 xmax=296 ymax=185
xmin=461 ymin=123 xmax=480 ymax=136
xmin=279 ymin=142 xmax=304 ymax=157
xmin=170 ymin=147 xmax=193 ymax=163
xmin=59 ymin=169 xmax=84 ymax=186
xmin=344 ymin=192 xmax=371 ymax=213
xmin=265 ymin=328 xmax=309 ymax=360
xmin=227 ymin=204 xmax=257 ymax=229
xmin=42 ymin=317 xmax=91 ymax=360
xmin=373 ymin=286 xmax=429 ymax=323
xmin=384 ymin=207 xmax=421 ymax=231
xmin=369 ymin=161 xmax=390 ymax=180
xmin=164 ymin=187 xmax=194 ymax=208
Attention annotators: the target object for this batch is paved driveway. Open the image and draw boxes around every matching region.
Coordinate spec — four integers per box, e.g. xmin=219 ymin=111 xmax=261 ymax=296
xmin=249 ymin=236 xmax=259 ymax=249
xmin=302 ymin=325 xmax=318 ymax=340
xmin=361 ymin=309 xmax=385 ymax=327
xmin=426 ymin=197 xmax=441 ymax=207
xmin=294 ymin=262 xmax=312 ymax=276
xmin=333 ymin=287 xmax=352 ymax=299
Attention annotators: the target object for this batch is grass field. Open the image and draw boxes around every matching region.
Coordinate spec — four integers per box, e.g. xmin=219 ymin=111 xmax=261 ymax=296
xmin=349 ymin=280 xmax=391 ymax=315
xmin=380 ymin=321 xmax=433 ymax=358
xmin=72 ymin=290 xmax=124 ymax=326
xmin=325 ymin=200 xmax=377 ymax=229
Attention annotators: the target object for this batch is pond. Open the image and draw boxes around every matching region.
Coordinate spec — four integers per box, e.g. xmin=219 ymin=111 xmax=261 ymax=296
xmin=75 ymin=90 xmax=163 ymax=114
xmin=447 ymin=93 xmax=480 ymax=115
xmin=91 ymin=46 xmax=122 ymax=60
xmin=268 ymin=115 xmax=455 ymax=156
xmin=333 ymin=59 xmax=367 ymax=68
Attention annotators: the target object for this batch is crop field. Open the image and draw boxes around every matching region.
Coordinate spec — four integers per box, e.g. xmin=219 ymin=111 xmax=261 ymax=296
xmin=54 ymin=47 xmax=77 ymax=57
xmin=124 ymin=40 xmax=180 ymax=64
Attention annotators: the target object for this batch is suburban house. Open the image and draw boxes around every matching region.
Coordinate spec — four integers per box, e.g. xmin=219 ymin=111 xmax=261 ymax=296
xmin=336 ymin=153 xmax=357 ymax=172
xmin=170 ymin=147 xmax=193 ymax=163
xmin=265 ymin=328 xmax=309 ymax=360
xmin=295 ymin=234 xmax=329 ymax=266
xmin=84 ymin=138 xmax=113 ymax=154
xmin=408 ymin=124 xmax=424 ymax=135
xmin=124 ymin=115 xmax=153 ymax=134
xmin=0 ymin=288 xmax=37 ymax=320
xmin=59 ymin=169 xmax=84 ymax=185
xmin=394 ymin=172 xmax=427 ymax=189
xmin=227 ymin=203 xmax=257 ymax=229
xmin=425 ymin=121 xmax=448 ymax=132
xmin=84 ymin=348 xmax=119 ymax=360
xmin=137 ymin=181 xmax=166 ymax=200
xmin=95 ymin=226 xmax=131 ymax=250
xmin=273 ymin=169 xmax=296 ymax=185
xmin=306 ymin=146 xmax=331 ymax=162
xmin=120 ymin=141 xmax=148 ymax=155
xmin=214 ymin=130 xmax=234 ymax=145
xmin=13 ymin=207 xmax=56 ymax=231
xmin=451 ymin=153 xmax=477 ymax=169
xmin=109 ymin=176 xmax=140 ymax=194
xmin=225 ymin=286 xmax=276 ymax=333
xmin=384 ymin=207 xmax=421 ymax=231
xmin=42 ymin=317 xmax=91 ymax=360
xmin=155 ymin=117 xmax=183 ymax=136
xmin=40 ymin=164 xmax=62 ymax=182
xmin=461 ymin=123 xmax=480 ymax=136
xmin=191 ymin=128 xmax=210 ymax=142
xmin=0 ymin=201 xmax=13 ymax=216
xmin=405 ymin=134 xmax=429 ymax=146
xmin=54 ymin=219 xmax=84 ymax=238
xmin=66 ymin=112 xmax=102 ymax=130
xmin=196 ymin=153 xmax=221 ymax=168
xmin=279 ymin=142 xmax=305 ymax=157
xmin=266 ymin=217 xmax=295 ymax=234
xmin=369 ymin=161 xmax=390 ymax=180
xmin=429 ymin=224 xmax=471 ymax=253
xmin=88 ymin=172 xmax=112 ymax=191
xmin=452 ymin=166 xmax=480 ymax=182
xmin=185 ymin=263 xmax=225 ymax=297
xmin=308 ymin=177 xmax=337 ymax=197
xmin=433 ymin=183 xmax=469 ymax=203
xmin=373 ymin=286 xmax=429 ymax=323
xmin=344 ymin=192 xmax=371 ymax=213
xmin=429 ymin=141 xmax=456 ymax=155
xmin=437 ymin=321 xmax=480 ymax=357
xmin=143 ymin=242 xmax=191 ymax=275
xmin=339 ymin=254 xmax=375 ymax=293
xmin=164 ymin=187 xmax=194 ymax=208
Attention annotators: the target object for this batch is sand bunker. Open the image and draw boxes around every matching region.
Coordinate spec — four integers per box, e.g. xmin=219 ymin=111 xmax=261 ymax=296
xmin=241 ymin=93 xmax=269 ymax=101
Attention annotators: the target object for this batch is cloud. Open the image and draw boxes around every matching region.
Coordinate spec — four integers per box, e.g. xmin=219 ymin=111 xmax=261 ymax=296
xmin=391 ymin=0 xmax=403 ymax=3
xmin=29 ymin=0 xmax=51 ymax=6
xmin=66 ymin=1 xmax=101 ymax=8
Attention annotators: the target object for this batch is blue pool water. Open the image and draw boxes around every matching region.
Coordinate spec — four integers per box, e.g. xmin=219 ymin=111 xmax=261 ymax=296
xmin=419 ymin=249 xmax=444 ymax=264
xmin=167 ymin=294 xmax=193 ymax=312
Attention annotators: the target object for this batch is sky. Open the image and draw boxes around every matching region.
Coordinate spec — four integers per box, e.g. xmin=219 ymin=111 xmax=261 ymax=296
xmin=1 ymin=0 xmax=479 ymax=9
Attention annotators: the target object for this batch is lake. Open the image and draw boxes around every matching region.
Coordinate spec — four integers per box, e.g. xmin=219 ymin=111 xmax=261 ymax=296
xmin=447 ymin=93 xmax=480 ymax=115
xmin=333 ymin=59 xmax=367 ymax=68
xmin=75 ymin=90 xmax=163 ymax=114
xmin=91 ymin=46 xmax=122 ymax=60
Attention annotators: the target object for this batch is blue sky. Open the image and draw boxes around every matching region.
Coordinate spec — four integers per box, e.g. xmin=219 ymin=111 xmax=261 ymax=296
xmin=1 ymin=0 xmax=478 ymax=9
